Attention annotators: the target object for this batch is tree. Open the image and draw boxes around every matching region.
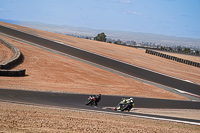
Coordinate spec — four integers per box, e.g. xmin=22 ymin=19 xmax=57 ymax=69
xmin=169 ymin=47 xmax=173 ymax=51
xmin=196 ymin=50 xmax=199 ymax=55
xmin=85 ymin=36 xmax=89 ymax=39
xmin=177 ymin=46 xmax=182 ymax=52
xmin=94 ymin=32 xmax=107 ymax=42
xmin=183 ymin=47 xmax=190 ymax=53
xmin=161 ymin=46 xmax=166 ymax=50
xmin=114 ymin=39 xmax=122 ymax=45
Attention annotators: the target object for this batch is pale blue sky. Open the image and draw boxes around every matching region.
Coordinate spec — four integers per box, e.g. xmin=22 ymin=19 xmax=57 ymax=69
xmin=0 ymin=0 xmax=200 ymax=38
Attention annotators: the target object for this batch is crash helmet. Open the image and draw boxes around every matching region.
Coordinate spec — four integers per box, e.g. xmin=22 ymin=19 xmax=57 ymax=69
xmin=98 ymin=94 xmax=101 ymax=96
xmin=130 ymin=97 xmax=134 ymax=102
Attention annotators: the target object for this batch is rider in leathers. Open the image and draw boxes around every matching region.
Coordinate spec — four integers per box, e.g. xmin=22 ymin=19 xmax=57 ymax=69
xmin=119 ymin=98 xmax=134 ymax=111
xmin=91 ymin=94 xmax=101 ymax=106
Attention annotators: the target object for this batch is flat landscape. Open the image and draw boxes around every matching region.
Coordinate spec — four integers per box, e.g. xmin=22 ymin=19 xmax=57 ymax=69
xmin=0 ymin=21 xmax=200 ymax=132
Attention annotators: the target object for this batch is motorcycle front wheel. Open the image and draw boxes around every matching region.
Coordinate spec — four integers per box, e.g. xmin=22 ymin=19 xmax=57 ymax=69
xmin=121 ymin=104 xmax=129 ymax=111
xmin=85 ymin=99 xmax=93 ymax=105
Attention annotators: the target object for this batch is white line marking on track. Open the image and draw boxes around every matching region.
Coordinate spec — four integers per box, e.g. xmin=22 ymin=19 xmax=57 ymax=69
xmin=183 ymin=80 xmax=195 ymax=84
xmin=174 ymin=89 xmax=200 ymax=99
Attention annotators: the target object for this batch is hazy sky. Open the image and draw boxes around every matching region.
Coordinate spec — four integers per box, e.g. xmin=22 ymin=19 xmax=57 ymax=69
xmin=0 ymin=0 xmax=200 ymax=38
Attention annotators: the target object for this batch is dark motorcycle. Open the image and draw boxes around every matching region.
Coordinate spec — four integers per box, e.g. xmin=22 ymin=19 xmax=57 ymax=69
xmin=85 ymin=95 xmax=96 ymax=106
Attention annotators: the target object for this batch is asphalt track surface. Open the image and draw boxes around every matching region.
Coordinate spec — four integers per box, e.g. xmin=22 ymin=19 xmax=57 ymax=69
xmin=1 ymin=25 xmax=200 ymax=125
xmin=0 ymin=88 xmax=200 ymax=125
xmin=0 ymin=25 xmax=200 ymax=96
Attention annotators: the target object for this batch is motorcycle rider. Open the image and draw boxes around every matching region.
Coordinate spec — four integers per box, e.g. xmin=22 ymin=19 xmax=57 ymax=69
xmin=118 ymin=97 xmax=134 ymax=111
xmin=91 ymin=94 xmax=101 ymax=106
xmin=127 ymin=98 xmax=134 ymax=105
xmin=95 ymin=94 xmax=101 ymax=106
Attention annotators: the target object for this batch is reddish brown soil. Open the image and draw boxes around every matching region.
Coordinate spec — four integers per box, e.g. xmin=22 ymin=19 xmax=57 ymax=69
xmin=0 ymin=41 xmax=14 ymax=63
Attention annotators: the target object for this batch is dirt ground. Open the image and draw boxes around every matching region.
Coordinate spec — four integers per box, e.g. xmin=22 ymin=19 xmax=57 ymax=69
xmin=0 ymin=40 xmax=14 ymax=63
xmin=0 ymin=22 xmax=200 ymax=132
xmin=0 ymin=102 xmax=200 ymax=133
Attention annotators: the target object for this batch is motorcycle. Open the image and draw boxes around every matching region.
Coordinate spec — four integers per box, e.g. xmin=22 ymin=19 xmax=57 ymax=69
xmin=85 ymin=95 xmax=97 ymax=106
xmin=115 ymin=99 xmax=134 ymax=112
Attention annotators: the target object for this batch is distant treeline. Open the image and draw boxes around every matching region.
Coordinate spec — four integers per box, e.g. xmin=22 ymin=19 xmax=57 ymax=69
xmin=68 ymin=32 xmax=200 ymax=56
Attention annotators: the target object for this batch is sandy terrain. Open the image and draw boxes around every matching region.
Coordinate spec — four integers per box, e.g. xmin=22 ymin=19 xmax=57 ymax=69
xmin=0 ymin=22 xmax=200 ymax=132
xmin=0 ymin=102 xmax=200 ymax=133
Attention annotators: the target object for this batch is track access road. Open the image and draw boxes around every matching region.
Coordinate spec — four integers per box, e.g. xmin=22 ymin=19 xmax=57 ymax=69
xmin=0 ymin=25 xmax=200 ymax=96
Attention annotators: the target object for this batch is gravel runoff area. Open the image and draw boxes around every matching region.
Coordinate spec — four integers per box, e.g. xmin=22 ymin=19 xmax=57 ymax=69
xmin=0 ymin=22 xmax=200 ymax=132
xmin=0 ymin=102 xmax=200 ymax=133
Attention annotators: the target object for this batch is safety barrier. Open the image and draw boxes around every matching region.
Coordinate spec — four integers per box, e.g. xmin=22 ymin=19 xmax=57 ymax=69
xmin=0 ymin=69 xmax=26 ymax=76
xmin=146 ymin=49 xmax=200 ymax=68
xmin=0 ymin=38 xmax=26 ymax=76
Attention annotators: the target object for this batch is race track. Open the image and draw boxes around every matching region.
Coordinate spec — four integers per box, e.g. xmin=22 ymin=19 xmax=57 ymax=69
xmin=0 ymin=25 xmax=200 ymax=125
xmin=0 ymin=88 xmax=200 ymax=125
xmin=0 ymin=25 xmax=200 ymax=95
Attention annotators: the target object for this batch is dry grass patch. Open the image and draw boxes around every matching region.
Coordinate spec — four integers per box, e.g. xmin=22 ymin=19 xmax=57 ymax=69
xmin=0 ymin=102 xmax=200 ymax=133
